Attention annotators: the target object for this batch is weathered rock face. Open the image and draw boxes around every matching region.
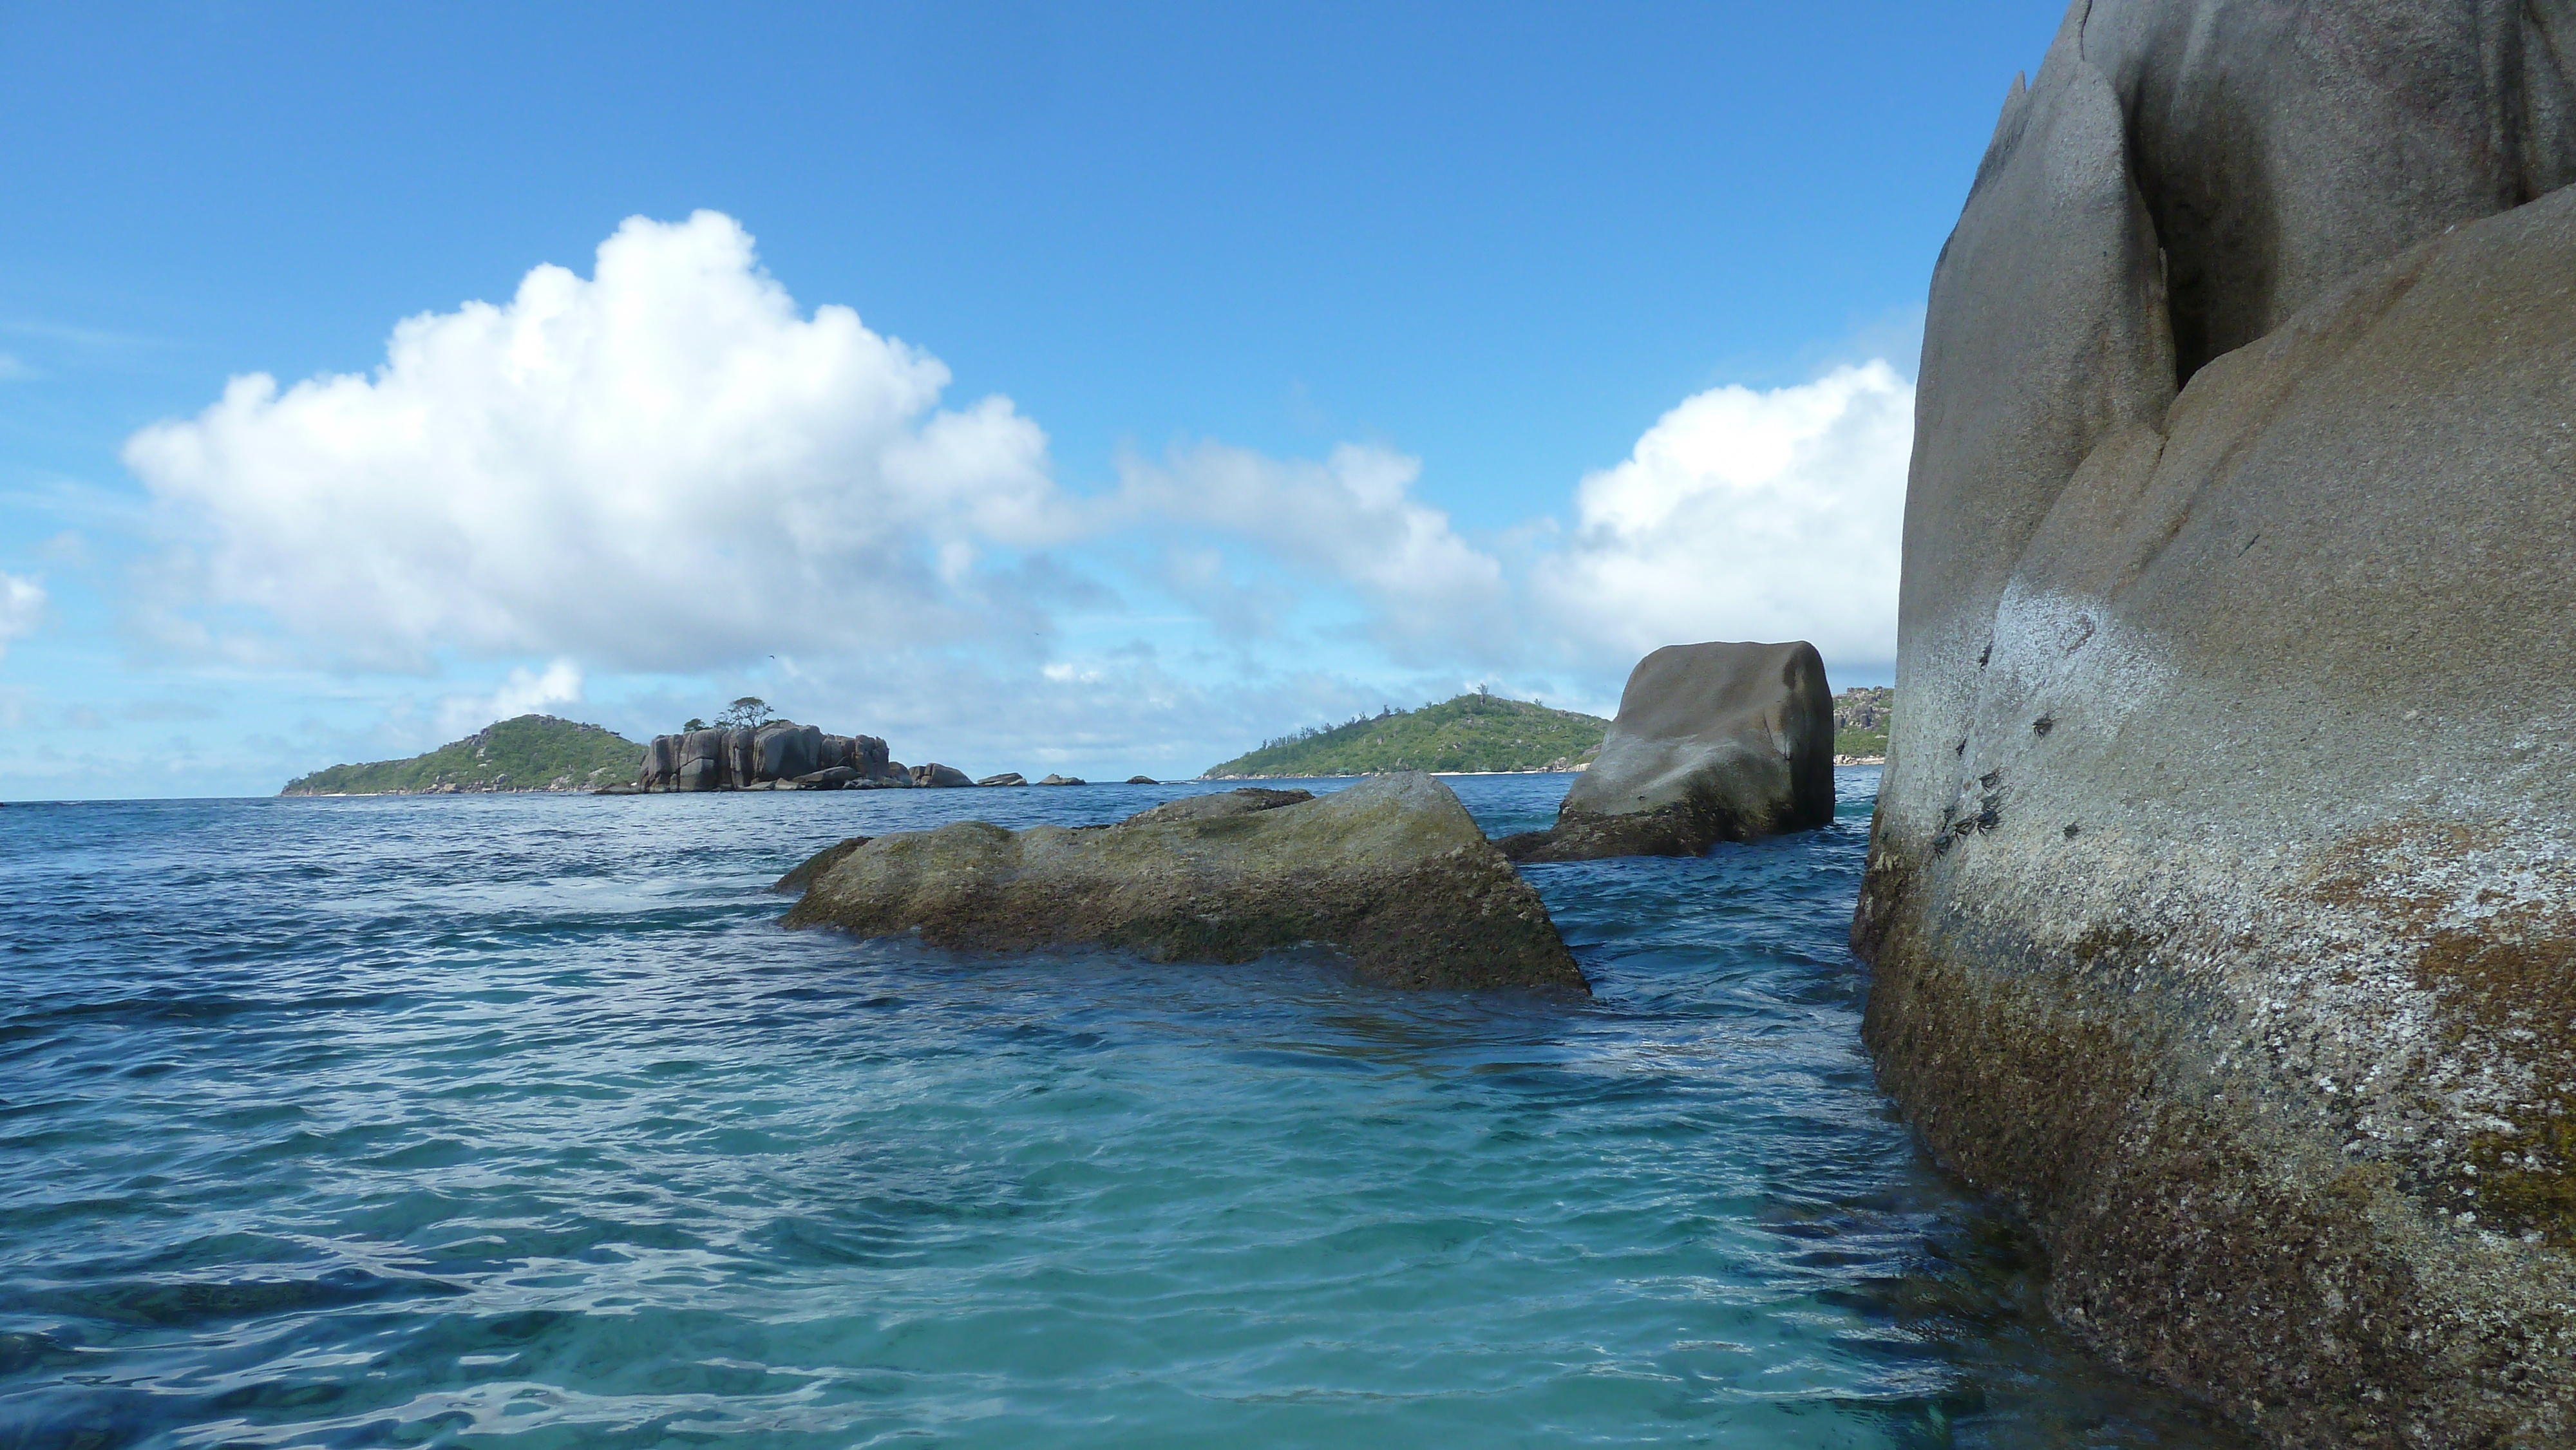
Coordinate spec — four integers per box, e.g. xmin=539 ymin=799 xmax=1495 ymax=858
xmin=781 ymin=773 xmax=1587 ymax=993
xmin=1864 ymin=5 xmax=2576 ymax=1443
xmin=1500 ymin=641 xmax=1833 ymax=863
xmin=976 ymin=773 xmax=1027 ymax=788
xmin=635 ymin=724 xmax=900 ymax=791
xmin=910 ymin=763 xmax=973 ymax=789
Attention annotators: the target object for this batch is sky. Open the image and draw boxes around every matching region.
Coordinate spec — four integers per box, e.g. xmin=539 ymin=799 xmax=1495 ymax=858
xmin=0 ymin=1 xmax=2065 ymax=797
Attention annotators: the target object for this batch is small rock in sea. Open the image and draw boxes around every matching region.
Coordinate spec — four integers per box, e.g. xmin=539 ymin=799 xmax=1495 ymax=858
xmin=777 ymin=773 xmax=1586 ymax=993
xmin=910 ymin=763 xmax=974 ymax=788
xmin=1125 ymin=775 xmax=1159 ymax=785
xmin=1036 ymin=774 xmax=1086 ymax=786
xmin=1501 ymin=640 xmax=1833 ymax=862
xmin=976 ymin=772 xmax=1028 ymax=787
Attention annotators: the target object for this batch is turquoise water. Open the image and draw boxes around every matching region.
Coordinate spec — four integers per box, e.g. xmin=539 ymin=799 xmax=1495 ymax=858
xmin=0 ymin=771 xmax=2243 ymax=1448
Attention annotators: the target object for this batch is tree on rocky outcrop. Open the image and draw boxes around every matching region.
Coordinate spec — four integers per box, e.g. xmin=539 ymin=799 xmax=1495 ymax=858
xmin=716 ymin=697 xmax=774 ymax=731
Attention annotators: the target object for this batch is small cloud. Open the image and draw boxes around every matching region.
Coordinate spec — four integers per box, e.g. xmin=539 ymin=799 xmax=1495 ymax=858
xmin=0 ymin=354 xmax=37 ymax=381
xmin=1116 ymin=440 xmax=1510 ymax=664
xmin=437 ymin=659 xmax=584 ymax=739
xmin=123 ymin=697 xmax=223 ymax=724
xmin=0 ymin=572 xmax=46 ymax=658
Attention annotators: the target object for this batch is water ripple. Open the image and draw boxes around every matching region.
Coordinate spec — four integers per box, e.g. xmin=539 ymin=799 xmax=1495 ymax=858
xmin=0 ymin=775 xmax=2245 ymax=1448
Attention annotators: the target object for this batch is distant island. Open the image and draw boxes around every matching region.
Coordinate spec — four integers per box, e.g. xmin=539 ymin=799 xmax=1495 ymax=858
xmin=1832 ymin=686 xmax=1891 ymax=761
xmin=1202 ymin=692 xmax=1608 ymax=778
xmin=1205 ymin=684 xmax=1897 ymax=779
xmin=281 ymin=715 xmax=644 ymax=795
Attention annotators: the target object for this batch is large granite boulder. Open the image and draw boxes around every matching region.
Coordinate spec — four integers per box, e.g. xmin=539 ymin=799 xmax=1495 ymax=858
xmin=1862 ymin=4 xmax=2576 ymax=1442
xmin=753 ymin=723 xmax=820 ymax=782
xmin=910 ymin=762 xmax=973 ymax=788
xmin=779 ymin=773 xmax=1586 ymax=993
xmin=634 ymin=724 xmax=900 ymax=790
xmin=676 ymin=728 xmax=726 ymax=791
xmin=1500 ymin=641 xmax=1833 ymax=862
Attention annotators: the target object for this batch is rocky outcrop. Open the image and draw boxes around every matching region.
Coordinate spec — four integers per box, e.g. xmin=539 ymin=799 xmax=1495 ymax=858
xmin=910 ymin=763 xmax=973 ymax=788
xmin=634 ymin=724 xmax=909 ymax=792
xmin=977 ymin=773 xmax=1027 ymax=787
xmin=779 ymin=773 xmax=1587 ymax=993
xmin=1125 ymin=775 xmax=1159 ymax=785
xmin=1500 ymin=641 xmax=1833 ymax=862
xmin=1036 ymin=774 xmax=1086 ymax=786
xmin=1862 ymin=4 xmax=2576 ymax=1443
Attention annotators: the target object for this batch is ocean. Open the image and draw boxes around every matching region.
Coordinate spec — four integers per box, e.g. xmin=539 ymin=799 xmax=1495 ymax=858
xmin=0 ymin=769 xmax=2244 ymax=1448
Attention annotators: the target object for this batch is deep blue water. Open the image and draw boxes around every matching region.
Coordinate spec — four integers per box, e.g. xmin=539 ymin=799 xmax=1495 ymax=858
xmin=0 ymin=770 xmax=2246 ymax=1449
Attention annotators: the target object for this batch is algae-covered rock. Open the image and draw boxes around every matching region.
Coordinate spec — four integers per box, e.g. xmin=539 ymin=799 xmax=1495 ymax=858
xmin=1501 ymin=641 xmax=1833 ymax=862
xmin=770 ymin=836 xmax=870 ymax=896
xmin=780 ymin=774 xmax=1585 ymax=993
xmin=1864 ymin=3 xmax=2576 ymax=1441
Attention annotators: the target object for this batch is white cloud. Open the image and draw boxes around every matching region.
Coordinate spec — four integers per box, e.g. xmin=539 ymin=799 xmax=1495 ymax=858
xmin=1531 ymin=361 xmax=1911 ymax=668
xmin=107 ymin=207 xmax=1909 ymax=782
xmin=437 ymin=658 xmax=585 ymax=739
xmin=125 ymin=211 xmax=1067 ymax=673
xmin=0 ymin=353 xmax=37 ymax=381
xmin=0 ymin=572 xmax=45 ymax=658
xmin=1116 ymin=440 xmax=1508 ymax=661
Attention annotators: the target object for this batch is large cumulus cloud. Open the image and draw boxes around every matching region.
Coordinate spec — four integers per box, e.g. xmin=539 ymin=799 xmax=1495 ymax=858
xmin=124 ymin=211 xmax=1068 ymax=672
xmin=1531 ymin=362 xmax=1911 ymax=670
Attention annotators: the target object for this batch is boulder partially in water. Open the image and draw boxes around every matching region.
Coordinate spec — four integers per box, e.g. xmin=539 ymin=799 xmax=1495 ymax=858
xmin=1500 ymin=641 xmax=1833 ymax=862
xmin=637 ymin=724 xmax=902 ymax=791
xmin=779 ymin=773 xmax=1586 ymax=993
xmin=1862 ymin=3 xmax=2576 ymax=1440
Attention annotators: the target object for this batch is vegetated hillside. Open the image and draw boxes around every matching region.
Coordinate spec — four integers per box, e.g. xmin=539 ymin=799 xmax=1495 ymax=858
xmin=1833 ymin=686 xmax=1893 ymax=759
xmin=1203 ymin=693 xmax=1607 ymax=778
xmin=281 ymin=716 xmax=645 ymax=795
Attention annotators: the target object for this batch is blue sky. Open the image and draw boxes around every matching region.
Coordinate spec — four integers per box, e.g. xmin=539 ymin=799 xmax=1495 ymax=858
xmin=0 ymin=1 xmax=2063 ymax=796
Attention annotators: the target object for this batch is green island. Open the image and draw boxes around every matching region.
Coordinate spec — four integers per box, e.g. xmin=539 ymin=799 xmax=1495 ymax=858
xmin=281 ymin=715 xmax=645 ymax=795
xmin=1832 ymin=686 xmax=1891 ymax=760
xmin=1204 ymin=684 xmax=1898 ymax=778
xmin=1202 ymin=693 xmax=1609 ymax=778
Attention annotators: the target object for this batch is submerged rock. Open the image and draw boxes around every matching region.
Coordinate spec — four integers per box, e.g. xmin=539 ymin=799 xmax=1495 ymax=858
xmin=779 ymin=773 xmax=1586 ymax=993
xmin=1862 ymin=3 xmax=2576 ymax=1441
xmin=1500 ymin=641 xmax=1833 ymax=862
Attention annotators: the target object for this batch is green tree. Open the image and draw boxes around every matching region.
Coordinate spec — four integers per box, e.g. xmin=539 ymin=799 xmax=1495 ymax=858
xmin=682 ymin=717 xmax=708 ymax=732
xmin=716 ymin=697 xmax=774 ymax=730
